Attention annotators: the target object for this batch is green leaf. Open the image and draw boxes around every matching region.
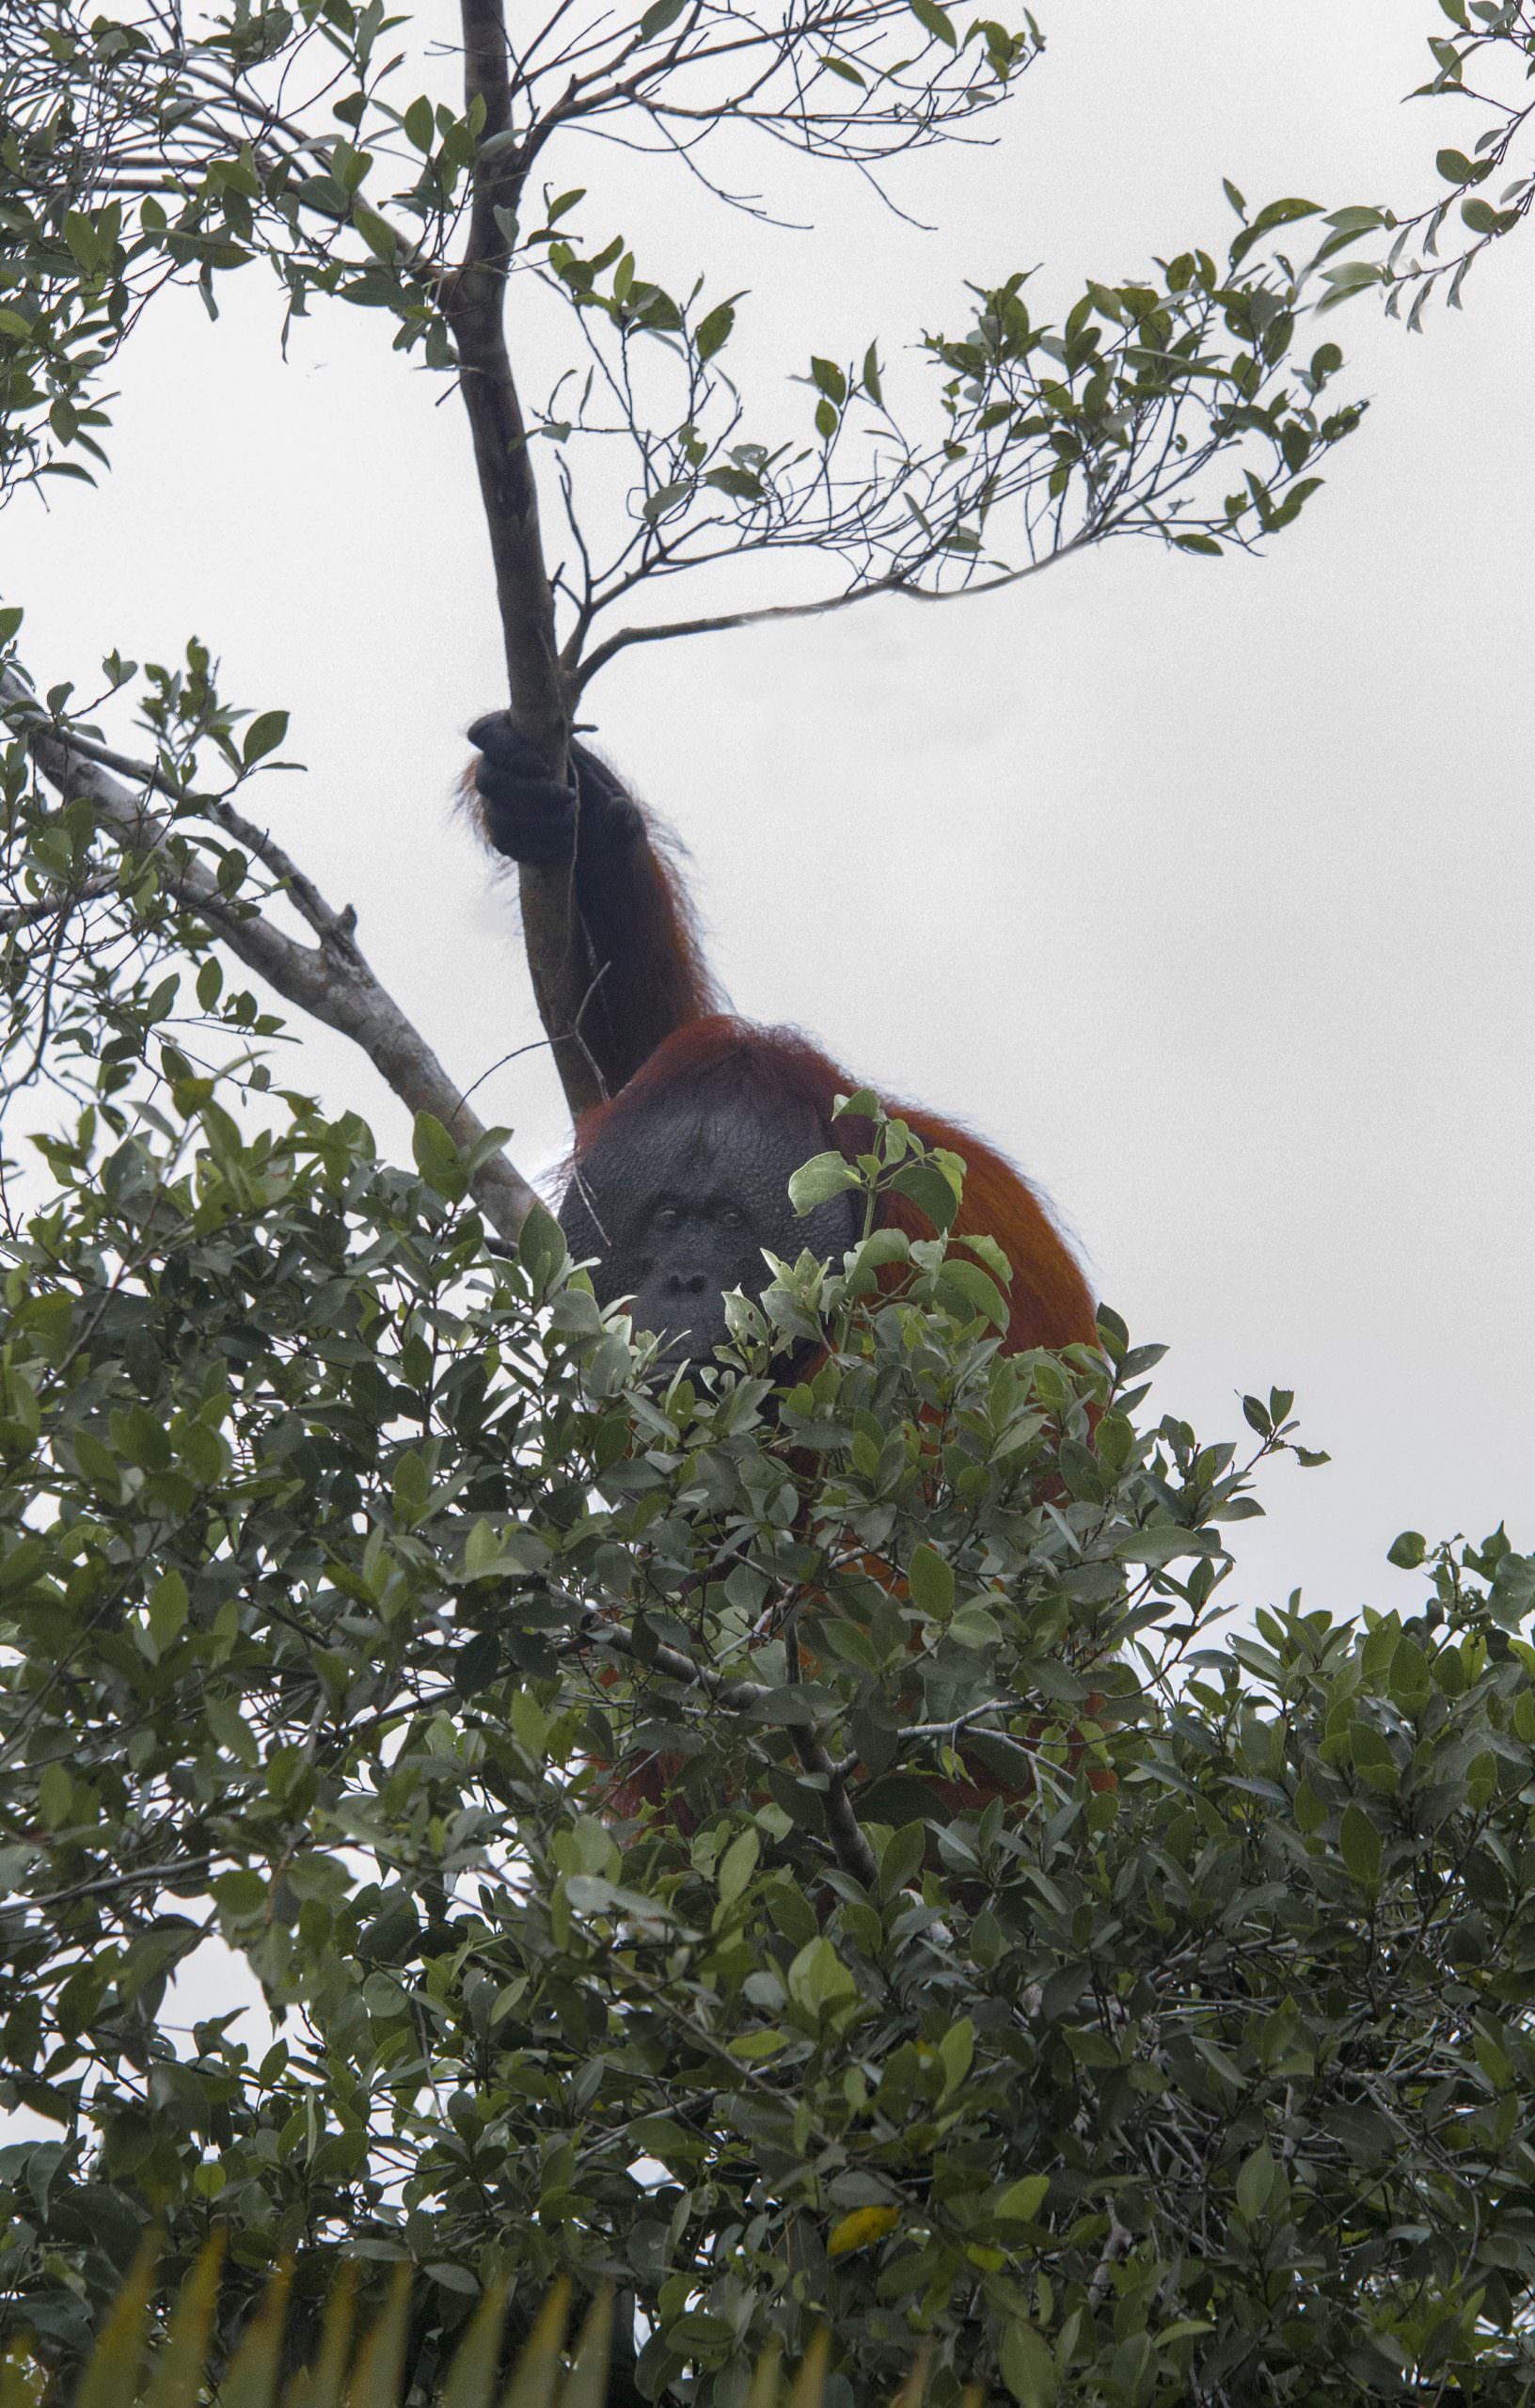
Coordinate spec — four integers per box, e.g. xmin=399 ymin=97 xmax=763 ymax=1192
xmin=787 ymin=1936 xmax=857 ymax=2013
xmin=1321 ymin=261 xmax=1384 ymax=293
xmin=639 ymin=0 xmax=687 ymax=36
xmin=38 ymin=1761 xmax=71 ymax=1829
xmin=1388 ymin=1635 xmax=1432 ymax=1713
xmin=999 ymin=2320 xmax=1054 ymax=2408
xmin=789 ymin=1151 xmax=860 ymax=1213
xmin=994 ymin=2175 xmax=1049 ymax=2223
xmin=412 ymin=1111 xmax=466 ymax=1196
xmin=1228 ymin=194 xmax=1321 ymax=268
xmin=1339 ymin=1802 xmax=1382 ymax=1890
xmin=934 ymin=1258 xmax=1008 ymax=1329
xmin=352 ymin=201 xmax=397 ymax=258
xmin=1236 ymin=2144 xmax=1276 ymax=2219
xmin=889 ymin=1159 xmax=960 ymax=1231
xmin=704 ymin=466 xmax=764 ymax=502
xmin=148 ymin=1570 xmax=189 ymax=1650
xmin=1114 ymin=1526 xmax=1219 ymax=1566
xmin=716 ymin=1829 xmax=759 ymax=1906
xmin=641 ymin=479 xmax=690 ymax=522
xmin=695 ymin=300 xmax=736 ymax=361
xmin=241 ymin=708 xmax=288 ymax=766
xmin=938 ymin=2016 xmax=973 ymax=2092
xmin=518 ymin=1198 xmax=568 ymax=1295
xmin=908 ymin=0 xmax=957 ymax=44
xmin=908 ymin=1543 xmax=955 ymax=1620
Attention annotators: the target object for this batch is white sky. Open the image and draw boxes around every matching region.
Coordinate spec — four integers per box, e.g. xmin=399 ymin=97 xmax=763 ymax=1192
xmin=8 ymin=0 xmax=1534 ymax=1638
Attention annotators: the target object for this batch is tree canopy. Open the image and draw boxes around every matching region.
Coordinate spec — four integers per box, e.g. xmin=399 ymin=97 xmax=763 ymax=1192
xmin=3 ymin=4 xmax=1535 ymax=2403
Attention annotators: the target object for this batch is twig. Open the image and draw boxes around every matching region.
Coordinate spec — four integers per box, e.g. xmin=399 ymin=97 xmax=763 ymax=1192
xmin=0 ymin=871 xmax=118 ymax=931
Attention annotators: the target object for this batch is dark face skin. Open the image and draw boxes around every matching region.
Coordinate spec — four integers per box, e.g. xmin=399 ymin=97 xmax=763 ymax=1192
xmin=559 ymin=1090 xmax=860 ymax=1369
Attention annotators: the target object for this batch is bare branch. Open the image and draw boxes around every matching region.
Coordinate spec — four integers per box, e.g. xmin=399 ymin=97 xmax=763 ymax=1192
xmin=1 ymin=668 xmax=539 ymax=1243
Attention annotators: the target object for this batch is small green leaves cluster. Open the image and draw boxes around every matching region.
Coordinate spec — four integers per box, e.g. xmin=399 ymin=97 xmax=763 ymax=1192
xmin=1318 ymin=2 xmax=1535 ymax=326
xmin=498 ymin=194 xmax=1364 ymax=656
xmin=917 ymin=227 xmax=1361 ymax=566
xmin=0 ymin=0 xmax=1047 ymax=502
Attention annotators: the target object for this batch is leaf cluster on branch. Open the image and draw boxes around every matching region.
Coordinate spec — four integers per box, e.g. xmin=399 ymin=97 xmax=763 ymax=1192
xmin=1305 ymin=1 xmax=1535 ymax=326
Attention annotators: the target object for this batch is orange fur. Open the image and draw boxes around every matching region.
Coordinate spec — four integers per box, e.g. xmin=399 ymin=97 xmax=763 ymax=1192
xmin=573 ymin=1014 xmax=1096 ymax=1356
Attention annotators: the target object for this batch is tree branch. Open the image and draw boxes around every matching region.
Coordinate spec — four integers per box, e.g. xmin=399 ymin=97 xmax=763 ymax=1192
xmin=567 ymin=543 xmax=1087 ymax=692
xmin=2 ymin=668 xmax=539 ymax=1242
xmin=446 ymin=0 xmax=601 ymax=1119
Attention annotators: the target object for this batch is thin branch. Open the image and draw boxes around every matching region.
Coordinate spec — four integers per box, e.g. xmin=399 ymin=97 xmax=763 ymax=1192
xmin=2 ymin=668 xmax=538 ymax=1242
xmin=26 ymin=1855 xmax=215 ymax=1913
xmin=0 ymin=870 xmax=119 ymax=931
xmin=15 ymin=720 xmax=350 ymax=945
xmin=568 ymin=541 xmax=1087 ymax=691
xmin=567 ymin=1605 xmax=777 ymax=1708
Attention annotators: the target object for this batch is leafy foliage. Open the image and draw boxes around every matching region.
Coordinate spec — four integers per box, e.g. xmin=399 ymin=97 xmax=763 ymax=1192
xmin=2 ymin=986 xmax=1535 ymax=2400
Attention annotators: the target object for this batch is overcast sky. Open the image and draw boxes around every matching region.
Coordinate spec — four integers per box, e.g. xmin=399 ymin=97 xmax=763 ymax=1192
xmin=8 ymin=0 xmax=1534 ymax=1639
